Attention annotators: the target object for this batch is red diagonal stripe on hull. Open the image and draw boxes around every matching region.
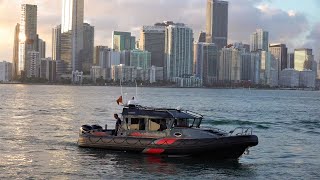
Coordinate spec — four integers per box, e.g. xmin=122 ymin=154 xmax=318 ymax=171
xmin=155 ymin=138 xmax=177 ymax=145
xmin=143 ymin=148 xmax=165 ymax=154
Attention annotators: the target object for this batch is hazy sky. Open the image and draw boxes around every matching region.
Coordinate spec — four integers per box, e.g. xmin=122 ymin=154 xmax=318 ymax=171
xmin=0 ymin=0 xmax=319 ymax=62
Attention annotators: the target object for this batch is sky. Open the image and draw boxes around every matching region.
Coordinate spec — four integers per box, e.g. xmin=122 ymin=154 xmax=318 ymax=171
xmin=0 ymin=0 xmax=319 ymax=62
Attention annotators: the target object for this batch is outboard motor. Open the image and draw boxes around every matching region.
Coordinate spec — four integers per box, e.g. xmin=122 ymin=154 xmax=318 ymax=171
xmin=80 ymin=125 xmax=92 ymax=134
xmin=91 ymin=125 xmax=103 ymax=132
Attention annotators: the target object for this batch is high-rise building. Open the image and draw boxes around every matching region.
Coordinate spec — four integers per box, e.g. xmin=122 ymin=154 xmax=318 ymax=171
xmin=164 ymin=23 xmax=193 ymax=80
xmin=18 ymin=4 xmax=38 ymax=76
xmin=13 ymin=23 xmax=20 ymax=79
xmin=269 ymin=43 xmax=287 ymax=80
xmin=139 ymin=25 xmax=165 ymax=67
xmin=288 ymin=53 xmax=294 ymax=69
xmin=26 ymin=51 xmax=40 ymax=78
xmin=81 ymin=23 xmax=94 ymax=73
xmin=279 ymin=69 xmax=299 ymax=87
xmin=219 ymin=46 xmax=242 ymax=82
xmin=38 ymin=38 xmax=46 ymax=58
xmin=61 ymin=0 xmax=84 ymax=72
xmin=129 ymin=49 xmax=151 ymax=69
xmin=60 ymin=31 xmax=72 ymax=72
xmin=40 ymin=58 xmax=56 ymax=82
xmin=260 ymin=51 xmax=278 ymax=86
xmin=0 ymin=61 xmax=13 ymax=82
xmin=52 ymin=25 xmax=61 ymax=60
xmin=194 ymin=42 xmax=219 ymax=85
xmin=197 ymin=31 xmax=206 ymax=43
xmin=112 ymin=31 xmax=135 ymax=51
xmin=250 ymin=29 xmax=269 ymax=52
xmin=294 ymin=48 xmax=314 ymax=71
xmin=206 ymin=0 xmax=228 ymax=49
xmin=94 ymin=46 xmax=108 ymax=65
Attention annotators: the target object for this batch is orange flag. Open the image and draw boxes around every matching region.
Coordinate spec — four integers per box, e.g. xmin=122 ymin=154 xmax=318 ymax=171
xmin=116 ymin=96 xmax=123 ymax=105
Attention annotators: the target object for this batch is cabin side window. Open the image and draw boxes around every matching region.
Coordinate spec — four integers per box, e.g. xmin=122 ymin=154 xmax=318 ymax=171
xmin=148 ymin=119 xmax=167 ymax=131
xmin=130 ymin=118 xmax=145 ymax=131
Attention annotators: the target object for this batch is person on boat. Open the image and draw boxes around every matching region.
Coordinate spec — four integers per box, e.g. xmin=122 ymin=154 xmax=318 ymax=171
xmin=114 ymin=114 xmax=122 ymax=136
xmin=158 ymin=120 xmax=167 ymax=131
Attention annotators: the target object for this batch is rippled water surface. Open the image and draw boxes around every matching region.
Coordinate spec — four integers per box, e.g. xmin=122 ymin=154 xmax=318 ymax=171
xmin=0 ymin=85 xmax=319 ymax=179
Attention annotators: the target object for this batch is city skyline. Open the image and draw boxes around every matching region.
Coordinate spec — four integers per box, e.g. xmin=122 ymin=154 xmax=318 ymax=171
xmin=0 ymin=0 xmax=319 ymax=62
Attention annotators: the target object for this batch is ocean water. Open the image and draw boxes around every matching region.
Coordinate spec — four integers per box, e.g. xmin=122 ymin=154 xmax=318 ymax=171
xmin=0 ymin=84 xmax=319 ymax=179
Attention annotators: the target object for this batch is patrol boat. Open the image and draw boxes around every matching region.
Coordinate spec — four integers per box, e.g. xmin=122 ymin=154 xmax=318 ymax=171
xmin=78 ymin=100 xmax=258 ymax=159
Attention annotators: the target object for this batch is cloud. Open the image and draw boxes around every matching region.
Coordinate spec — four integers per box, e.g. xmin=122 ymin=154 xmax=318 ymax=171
xmin=0 ymin=0 xmax=318 ymax=62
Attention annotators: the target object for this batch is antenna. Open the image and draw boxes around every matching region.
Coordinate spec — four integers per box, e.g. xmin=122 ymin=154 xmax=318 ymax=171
xmin=135 ymin=80 xmax=138 ymax=100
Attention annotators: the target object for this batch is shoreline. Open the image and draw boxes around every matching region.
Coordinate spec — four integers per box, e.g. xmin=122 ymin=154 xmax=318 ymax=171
xmin=0 ymin=82 xmax=318 ymax=91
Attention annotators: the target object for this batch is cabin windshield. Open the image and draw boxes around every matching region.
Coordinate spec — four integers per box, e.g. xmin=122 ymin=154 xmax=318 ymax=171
xmin=172 ymin=118 xmax=202 ymax=128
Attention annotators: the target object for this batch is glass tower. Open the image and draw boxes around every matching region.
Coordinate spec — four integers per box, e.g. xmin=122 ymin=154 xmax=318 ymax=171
xmin=206 ymin=0 xmax=228 ymax=50
xmin=61 ymin=0 xmax=84 ymax=72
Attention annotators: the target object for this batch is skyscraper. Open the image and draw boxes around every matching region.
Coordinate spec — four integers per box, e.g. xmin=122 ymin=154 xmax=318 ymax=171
xmin=61 ymin=0 xmax=84 ymax=72
xmin=139 ymin=25 xmax=166 ymax=67
xmin=52 ymin=25 xmax=61 ymax=61
xmin=112 ymin=31 xmax=136 ymax=51
xmin=250 ymin=29 xmax=269 ymax=52
xmin=206 ymin=0 xmax=228 ymax=49
xmin=197 ymin=31 xmax=206 ymax=43
xmin=269 ymin=43 xmax=287 ymax=80
xmin=13 ymin=23 xmax=20 ymax=79
xmin=194 ymin=42 xmax=219 ymax=85
xmin=81 ymin=23 xmax=94 ymax=73
xmin=164 ymin=23 xmax=193 ymax=80
xmin=294 ymin=48 xmax=314 ymax=71
xmin=38 ymin=38 xmax=46 ymax=58
xmin=288 ymin=53 xmax=294 ymax=69
xmin=18 ymin=4 xmax=37 ymax=76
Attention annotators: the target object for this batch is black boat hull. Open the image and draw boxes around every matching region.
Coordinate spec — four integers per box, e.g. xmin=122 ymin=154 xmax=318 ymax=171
xmin=78 ymin=135 xmax=258 ymax=159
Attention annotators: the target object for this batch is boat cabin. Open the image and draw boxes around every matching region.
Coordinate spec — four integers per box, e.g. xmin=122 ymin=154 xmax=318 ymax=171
xmin=118 ymin=105 xmax=203 ymax=137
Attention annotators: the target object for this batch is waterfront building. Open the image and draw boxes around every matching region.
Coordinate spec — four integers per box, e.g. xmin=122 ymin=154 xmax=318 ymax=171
xmin=279 ymin=69 xmax=299 ymax=87
xmin=81 ymin=23 xmax=94 ymax=73
xmin=95 ymin=47 xmax=120 ymax=79
xmin=219 ymin=46 xmax=242 ymax=82
xmin=40 ymin=58 xmax=56 ymax=82
xmin=90 ymin=66 xmax=102 ymax=83
xmin=150 ymin=66 xmax=164 ymax=83
xmin=172 ymin=76 xmax=203 ymax=87
xmin=38 ymin=38 xmax=46 ymax=58
xmin=52 ymin=25 xmax=61 ymax=61
xmin=129 ymin=49 xmax=151 ymax=69
xmin=260 ymin=51 xmax=278 ymax=86
xmin=299 ymin=70 xmax=316 ymax=88
xmin=139 ymin=25 xmax=165 ymax=67
xmin=26 ymin=51 xmax=40 ymax=78
xmin=56 ymin=60 xmax=67 ymax=80
xmin=61 ymin=0 xmax=84 ymax=73
xmin=112 ymin=64 xmax=135 ymax=82
xmin=0 ymin=61 xmax=13 ymax=82
xmin=120 ymin=50 xmax=131 ymax=66
xmin=164 ymin=23 xmax=193 ymax=80
xmin=288 ymin=53 xmax=294 ymax=69
xmin=60 ymin=31 xmax=72 ymax=72
xmin=240 ymin=53 xmax=252 ymax=81
xmin=250 ymin=29 xmax=269 ymax=52
xmin=197 ymin=31 xmax=206 ymax=43
xmin=112 ymin=31 xmax=135 ymax=51
xmin=294 ymin=48 xmax=314 ymax=71
xmin=206 ymin=0 xmax=228 ymax=49
xmin=18 ymin=4 xmax=38 ymax=76
xmin=269 ymin=44 xmax=287 ymax=79
xmin=13 ymin=23 xmax=20 ymax=79
xmin=194 ymin=42 xmax=219 ymax=85
xmin=94 ymin=46 xmax=108 ymax=65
